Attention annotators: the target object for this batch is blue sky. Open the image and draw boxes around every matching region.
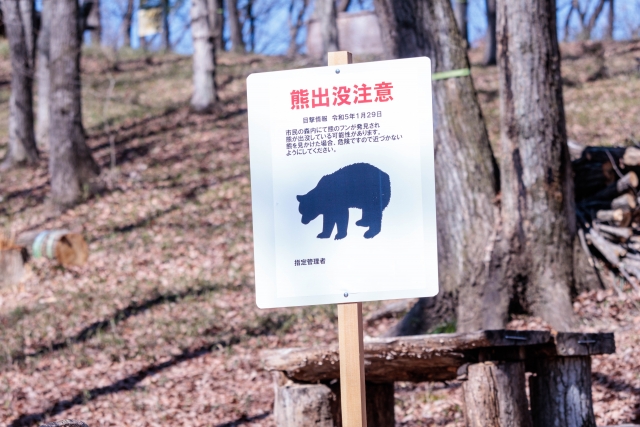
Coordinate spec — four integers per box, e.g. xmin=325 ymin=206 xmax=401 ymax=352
xmin=90 ymin=0 xmax=640 ymax=56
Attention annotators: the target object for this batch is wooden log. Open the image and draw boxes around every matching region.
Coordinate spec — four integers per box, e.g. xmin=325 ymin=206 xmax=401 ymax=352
xmin=16 ymin=229 xmax=88 ymax=267
xmin=586 ymin=229 xmax=626 ymax=264
xmin=596 ymin=224 xmax=633 ymax=242
xmin=596 ymin=209 xmax=632 ymax=227
xmin=262 ymin=330 xmax=551 ymax=383
xmin=622 ymin=146 xmax=640 ymax=166
xmin=586 ymin=172 xmax=638 ymax=203
xmin=529 ymin=357 xmax=596 ymax=427
xmin=274 ymin=383 xmax=338 ymax=427
xmin=611 ymin=193 xmax=636 ymax=210
xmin=462 ymin=361 xmax=532 ymax=427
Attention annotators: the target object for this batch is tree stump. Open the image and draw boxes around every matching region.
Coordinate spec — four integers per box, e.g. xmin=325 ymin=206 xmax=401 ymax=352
xmin=529 ymin=357 xmax=596 ymax=427
xmin=462 ymin=361 xmax=532 ymax=427
xmin=274 ymin=383 xmax=338 ymax=427
xmin=0 ymin=248 xmax=26 ymax=287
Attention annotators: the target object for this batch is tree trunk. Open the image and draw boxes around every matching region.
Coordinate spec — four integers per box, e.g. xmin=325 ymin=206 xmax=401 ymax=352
xmin=483 ymin=0 xmax=497 ymax=65
xmin=1 ymin=0 xmax=38 ymax=169
xmin=36 ymin=0 xmax=51 ymax=146
xmin=121 ymin=0 xmax=134 ymax=47
xmin=314 ymin=0 xmax=339 ymax=60
xmin=190 ymin=0 xmax=217 ymax=113
xmin=208 ymin=0 xmax=224 ymax=52
xmin=495 ymin=0 xmax=575 ymax=331
xmin=246 ymin=0 xmax=255 ymax=52
xmin=226 ymin=0 xmax=245 ymax=53
xmin=49 ymin=0 xmax=100 ymax=208
xmin=163 ymin=0 xmax=171 ymax=51
xmin=529 ymin=357 xmax=596 ymax=427
xmin=287 ymin=0 xmax=309 ymax=57
xmin=374 ymin=0 xmax=499 ymax=336
xmin=454 ymin=0 xmax=468 ymax=46
xmin=606 ymin=0 xmax=614 ymax=40
xmin=463 ymin=361 xmax=533 ymax=427
xmin=87 ymin=0 xmax=101 ymax=45
xmin=338 ymin=0 xmax=351 ymax=12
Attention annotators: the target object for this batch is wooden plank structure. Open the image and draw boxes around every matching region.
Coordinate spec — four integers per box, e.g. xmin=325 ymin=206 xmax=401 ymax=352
xmin=263 ymin=329 xmax=615 ymax=427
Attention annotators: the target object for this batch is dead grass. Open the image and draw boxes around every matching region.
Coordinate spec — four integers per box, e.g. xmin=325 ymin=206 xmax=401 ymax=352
xmin=0 ymin=41 xmax=638 ymax=426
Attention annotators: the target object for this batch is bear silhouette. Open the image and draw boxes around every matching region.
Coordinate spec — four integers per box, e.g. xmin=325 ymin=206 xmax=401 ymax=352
xmin=296 ymin=163 xmax=391 ymax=240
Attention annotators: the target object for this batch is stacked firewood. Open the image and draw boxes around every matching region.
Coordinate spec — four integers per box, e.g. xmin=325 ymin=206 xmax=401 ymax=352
xmin=573 ymin=143 xmax=640 ymax=291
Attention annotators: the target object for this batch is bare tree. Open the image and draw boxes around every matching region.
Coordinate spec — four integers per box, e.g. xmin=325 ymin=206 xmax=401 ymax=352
xmin=483 ymin=0 xmax=497 ymax=65
xmin=36 ymin=0 xmax=51 ymax=146
xmin=374 ymin=0 xmax=499 ymax=335
xmin=208 ymin=0 xmax=225 ymax=52
xmin=454 ymin=0 xmax=468 ymax=46
xmin=49 ymin=0 xmax=100 ymax=208
xmin=227 ymin=0 xmax=245 ymax=53
xmin=1 ymin=0 xmax=38 ymax=169
xmin=491 ymin=0 xmax=575 ymax=331
xmin=246 ymin=0 xmax=256 ymax=52
xmin=314 ymin=0 xmax=338 ymax=59
xmin=163 ymin=0 xmax=171 ymax=51
xmin=87 ymin=0 xmax=102 ymax=45
xmin=191 ymin=0 xmax=218 ymax=112
xmin=606 ymin=0 xmax=614 ymax=39
xmin=565 ymin=0 xmax=609 ymax=40
xmin=121 ymin=0 xmax=135 ymax=47
xmin=287 ymin=0 xmax=310 ymax=57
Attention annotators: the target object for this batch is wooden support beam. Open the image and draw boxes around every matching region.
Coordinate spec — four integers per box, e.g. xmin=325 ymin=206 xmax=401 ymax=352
xmin=338 ymin=302 xmax=367 ymax=427
xmin=529 ymin=357 xmax=596 ymax=427
xmin=463 ymin=361 xmax=533 ymax=427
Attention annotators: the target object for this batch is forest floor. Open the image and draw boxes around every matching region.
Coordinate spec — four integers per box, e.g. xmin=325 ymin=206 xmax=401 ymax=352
xmin=0 ymin=40 xmax=639 ymax=427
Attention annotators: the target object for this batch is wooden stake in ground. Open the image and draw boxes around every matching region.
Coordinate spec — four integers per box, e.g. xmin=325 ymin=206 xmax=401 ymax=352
xmin=329 ymin=50 xmax=367 ymax=427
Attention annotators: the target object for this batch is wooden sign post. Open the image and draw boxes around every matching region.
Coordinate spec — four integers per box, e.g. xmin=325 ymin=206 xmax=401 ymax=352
xmin=247 ymin=47 xmax=437 ymax=427
xmin=328 ymin=51 xmax=367 ymax=427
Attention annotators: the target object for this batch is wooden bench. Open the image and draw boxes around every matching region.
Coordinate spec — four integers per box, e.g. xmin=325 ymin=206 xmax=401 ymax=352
xmin=262 ymin=329 xmax=615 ymax=427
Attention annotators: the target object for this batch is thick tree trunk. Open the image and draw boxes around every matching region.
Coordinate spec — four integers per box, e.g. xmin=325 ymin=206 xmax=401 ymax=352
xmin=36 ymin=0 xmax=51 ymax=146
xmin=1 ymin=0 xmax=38 ymax=168
xmin=314 ymin=0 xmax=339 ymax=60
xmin=483 ymin=0 xmax=497 ymax=65
xmin=495 ymin=0 xmax=575 ymax=331
xmin=121 ymin=0 xmax=134 ymax=47
xmin=49 ymin=0 xmax=100 ymax=208
xmin=208 ymin=0 xmax=224 ymax=52
xmin=226 ymin=0 xmax=245 ymax=53
xmin=463 ymin=361 xmax=533 ymax=427
xmin=190 ymin=0 xmax=217 ymax=113
xmin=374 ymin=0 xmax=499 ymax=336
xmin=529 ymin=357 xmax=596 ymax=427
xmin=453 ymin=0 xmax=468 ymax=46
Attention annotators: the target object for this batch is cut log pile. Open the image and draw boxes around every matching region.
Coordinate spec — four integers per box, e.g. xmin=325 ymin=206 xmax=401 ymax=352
xmin=574 ymin=144 xmax=640 ymax=292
